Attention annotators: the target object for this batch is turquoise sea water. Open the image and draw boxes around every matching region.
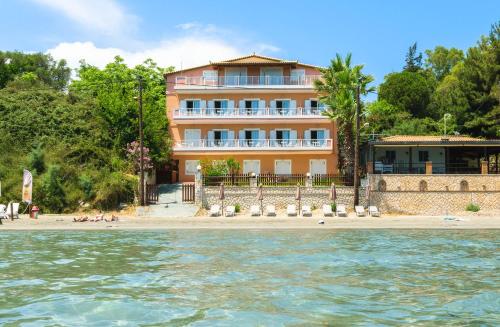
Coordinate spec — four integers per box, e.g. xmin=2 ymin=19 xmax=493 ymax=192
xmin=0 ymin=230 xmax=498 ymax=326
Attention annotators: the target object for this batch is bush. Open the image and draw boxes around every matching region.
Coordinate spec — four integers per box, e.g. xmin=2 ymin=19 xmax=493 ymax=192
xmin=28 ymin=144 xmax=45 ymax=175
xmin=465 ymin=203 xmax=480 ymax=212
xmin=93 ymin=172 xmax=135 ymax=210
xmin=78 ymin=174 xmax=94 ymax=201
xmin=38 ymin=165 xmax=66 ymax=213
xmin=331 ymin=203 xmax=337 ymax=212
xmin=235 ymin=203 xmax=241 ymax=213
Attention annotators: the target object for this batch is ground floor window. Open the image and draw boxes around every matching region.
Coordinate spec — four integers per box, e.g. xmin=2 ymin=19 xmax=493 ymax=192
xmin=185 ymin=160 xmax=199 ymax=176
xmin=243 ymin=160 xmax=260 ymax=174
xmin=310 ymin=159 xmax=327 ymax=175
xmin=275 ymin=160 xmax=291 ymax=175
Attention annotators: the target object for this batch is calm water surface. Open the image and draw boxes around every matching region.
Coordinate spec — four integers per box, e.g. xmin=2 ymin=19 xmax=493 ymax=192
xmin=0 ymin=230 xmax=498 ymax=326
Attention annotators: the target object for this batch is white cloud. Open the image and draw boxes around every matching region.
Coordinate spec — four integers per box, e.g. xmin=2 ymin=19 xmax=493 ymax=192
xmin=31 ymin=0 xmax=137 ymax=36
xmin=47 ymin=38 xmax=244 ymax=71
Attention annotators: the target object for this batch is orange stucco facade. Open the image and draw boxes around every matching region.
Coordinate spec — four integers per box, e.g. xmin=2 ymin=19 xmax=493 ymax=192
xmin=164 ymin=54 xmax=338 ymax=182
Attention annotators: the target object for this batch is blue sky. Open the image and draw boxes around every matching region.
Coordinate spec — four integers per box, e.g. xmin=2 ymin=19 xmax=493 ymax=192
xmin=1 ymin=0 xmax=499 ymax=85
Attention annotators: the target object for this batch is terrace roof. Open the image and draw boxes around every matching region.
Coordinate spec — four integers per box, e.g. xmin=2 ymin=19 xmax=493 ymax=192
xmin=369 ymin=135 xmax=500 ymax=147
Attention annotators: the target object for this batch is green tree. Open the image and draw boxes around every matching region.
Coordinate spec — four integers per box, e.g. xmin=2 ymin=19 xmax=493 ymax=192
xmin=315 ymin=53 xmax=374 ymax=173
xmin=38 ymin=165 xmax=66 ymax=213
xmin=28 ymin=144 xmax=46 ymax=175
xmin=0 ymin=51 xmax=70 ymax=90
xmin=425 ymin=46 xmax=464 ymax=81
xmin=378 ymin=71 xmax=436 ymax=117
xmin=71 ymin=56 xmax=173 ymax=164
xmin=404 ymin=42 xmax=423 ymax=72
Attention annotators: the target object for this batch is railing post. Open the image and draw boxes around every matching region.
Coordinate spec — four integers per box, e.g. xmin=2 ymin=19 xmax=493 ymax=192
xmin=306 ymin=172 xmax=313 ymax=190
xmin=481 ymin=160 xmax=488 ymax=175
xmin=425 ymin=161 xmax=433 ymax=175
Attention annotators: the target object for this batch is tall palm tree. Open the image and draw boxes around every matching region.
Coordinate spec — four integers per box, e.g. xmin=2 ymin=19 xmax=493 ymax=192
xmin=314 ymin=53 xmax=374 ymax=174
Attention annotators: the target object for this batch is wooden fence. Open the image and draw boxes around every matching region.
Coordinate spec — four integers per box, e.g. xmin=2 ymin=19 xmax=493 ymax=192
xmin=182 ymin=182 xmax=195 ymax=202
xmin=202 ymin=173 xmax=354 ymax=187
xmin=257 ymin=173 xmax=306 ymax=186
xmin=203 ymin=174 xmax=252 ymax=186
xmin=312 ymin=174 xmax=354 ymax=186
xmin=145 ymin=184 xmax=159 ymax=204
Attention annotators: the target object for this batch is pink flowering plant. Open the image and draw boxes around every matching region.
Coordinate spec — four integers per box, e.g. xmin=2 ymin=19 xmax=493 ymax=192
xmin=126 ymin=141 xmax=153 ymax=172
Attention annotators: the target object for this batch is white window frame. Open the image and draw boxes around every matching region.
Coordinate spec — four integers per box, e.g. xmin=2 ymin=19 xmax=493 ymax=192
xmin=184 ymin=129 xmax=201 ymax=140
xmin=291 ymin=69 xmax=305 ymax=83
xmin=202 ymin=70 xmax=218 ymax=81
xmin=243 ymin=160 xmax=261 ymax=174
xmin=274 ymin=159 xmax=292 ymax=175
xmin=309 ymin=159 xmax=327 ymax=175
xmin=185 ymin=160 xmax=199 ymax=176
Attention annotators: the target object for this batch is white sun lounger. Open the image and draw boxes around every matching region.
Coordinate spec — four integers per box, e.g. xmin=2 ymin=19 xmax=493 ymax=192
xmin=250 ymin=205 xmax=261 ymax=216
xmin=225 ymin=206 xmax=235 ymax=217
xmin=323 ymin=204 xmax=333 ymax=217
xmin=369 ymin=206 xmax=380 ymax=217
xmin=265 ymin=205 xmax=276 ymax=216
xmin=0 ymin=204 xmax=8 ymax=220
xmin=6 ymin=203 xmax=20 ymax=219
xmin=287 ymin=204 xmax=297 ymax=216
xmin=209 ymin=204 xmax=221 ymax=216
xmin=302 ymin=205 xmax=312 ymax=217
xmin=355 ymin=206 xmax=366 ymax=217
xmin=336 ymin=204 xmax=347 ymax=217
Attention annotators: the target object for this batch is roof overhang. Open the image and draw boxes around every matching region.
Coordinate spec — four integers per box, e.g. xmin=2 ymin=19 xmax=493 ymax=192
xmin=369 ymin=140 xmax=500 ymax=147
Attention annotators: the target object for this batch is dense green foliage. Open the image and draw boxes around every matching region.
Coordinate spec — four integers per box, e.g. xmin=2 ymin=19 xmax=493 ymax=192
xmin=0 ymin=54 xmax=172 ymax=213
xmin=367 ymin=22 xmax=500 ymax=137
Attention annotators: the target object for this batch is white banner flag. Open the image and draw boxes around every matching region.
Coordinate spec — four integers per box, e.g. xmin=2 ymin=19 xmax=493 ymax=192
xmin=22 ymin=169 xmax=33 ymax=204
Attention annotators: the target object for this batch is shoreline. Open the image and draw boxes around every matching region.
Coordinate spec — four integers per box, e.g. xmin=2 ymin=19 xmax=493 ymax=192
xmin=1 ymin=214 xmax=499 ymax=230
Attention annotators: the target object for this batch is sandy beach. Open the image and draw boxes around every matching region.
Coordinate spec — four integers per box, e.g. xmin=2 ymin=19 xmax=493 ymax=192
xmin=1 ymin=212 xmax=500 ymax=230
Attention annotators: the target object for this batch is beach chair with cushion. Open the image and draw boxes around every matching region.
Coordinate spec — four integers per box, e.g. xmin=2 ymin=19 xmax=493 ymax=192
xmin=323 ymin=204 xmax=333 ymax=217
xmin=225 ymin=206 xmax=235 ymax=217
xmin=336 ymin=204 xmax=347 ymax=217
xmin=301 ymin=205 xmax=312 ymax=217
xmin=265 ymin=205 xmax=276 ymax=216
xmin=6 ymin=203 xmax=20 ymax=219
xmin=209 ymin=204 xmax=221 ymax=217
xmin=355 ymin=206 xmax=366 ymax=217
xmin=369 ymin=206 xmax=380 ymax=217
xmin=250 ymin=205 xmax=261 ymax=216
xmin=287 ymin=204 xmax=297 ymax=217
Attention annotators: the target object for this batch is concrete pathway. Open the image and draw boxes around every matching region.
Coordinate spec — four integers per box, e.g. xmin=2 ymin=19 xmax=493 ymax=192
xmin=137 ymin=184 xmax=198 ymax=218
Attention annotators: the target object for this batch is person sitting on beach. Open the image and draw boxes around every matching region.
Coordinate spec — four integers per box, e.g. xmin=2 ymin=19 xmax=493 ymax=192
xmin=73 ymin=216 xmax=88 ymax=222
xmin=105 ymin=215 xmax=119 ymax=222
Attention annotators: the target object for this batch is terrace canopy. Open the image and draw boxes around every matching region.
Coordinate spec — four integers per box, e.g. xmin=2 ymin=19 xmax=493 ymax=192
xmin=367 ymin=135 xmax=500 ymax=174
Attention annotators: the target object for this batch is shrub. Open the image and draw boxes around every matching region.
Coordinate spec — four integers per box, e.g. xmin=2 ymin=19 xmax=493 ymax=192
xmin=93 ymin=172 xmax=135 ymax=210
xmin=39 ymin=165 xmax=66 ymax=213
xmin=78 ymin=174 xmax=94 ymax=201
xmin=331 ymin=203 xmax=337 ymax=212
xmin=235 ymin=203 xmax=241 ymax=213
xmin=28 ymin=144 xmax=45 ymax=175
xmin=465 ymin=203 xmax=480 ymax=212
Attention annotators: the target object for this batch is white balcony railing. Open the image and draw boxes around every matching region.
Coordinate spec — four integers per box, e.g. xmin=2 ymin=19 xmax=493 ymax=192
xmin=174 ymin=75 xmax=321 ymax=88
xmin=174 ymin=139 xmax=333 ymax=151
xmin=173 ymin=107 xmax=328 ymax=119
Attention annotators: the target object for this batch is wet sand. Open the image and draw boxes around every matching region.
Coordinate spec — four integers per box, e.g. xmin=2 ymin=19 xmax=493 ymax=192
xmin=1 ymin=213 xmax=499 ymax=230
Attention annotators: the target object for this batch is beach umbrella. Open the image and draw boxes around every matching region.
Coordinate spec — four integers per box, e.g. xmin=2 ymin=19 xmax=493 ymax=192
xmin=219 ymin=182 xmax=225 ymax=215
xmin=365 ymin=183 xmax=371 ymax=207
xmin=256 ymin=183 xmax=263 ymax=215
xmin=295 ymin=184 xmax=301 ymax=213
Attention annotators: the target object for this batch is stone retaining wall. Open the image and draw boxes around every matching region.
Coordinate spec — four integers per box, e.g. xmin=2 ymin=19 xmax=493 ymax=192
xmin=201 ymin=186 xmax=366 ymax=210
xmin=367 ymin=174 xmax=500 ymax=215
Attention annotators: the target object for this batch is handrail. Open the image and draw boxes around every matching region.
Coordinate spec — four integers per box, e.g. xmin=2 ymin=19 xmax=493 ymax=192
xmin=173 ymin=107 xmax=327 ymax=118
xmin=175 ymin=139 xmax=333 ymax=150
xmin=175 ymin=75 xmax=322 ymax=86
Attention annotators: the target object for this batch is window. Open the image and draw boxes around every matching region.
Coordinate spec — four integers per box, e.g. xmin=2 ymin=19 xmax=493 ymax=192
xmin=276 ymin=100 xmax=290 ymax=115
xmin=243 ymin=160 xmax=260 ymax=174
xmin=225 ymin=67 xmax=246 ymax=85
xmin=202 ymin=70 xmax=218 ymax=84
xmin=310 ymin=100 xmax=319 ymax=114
xmin=185 ymin=160 xmax=199 ymax=176
xmin=385 ymin=151 xmax=396 ymax=164
xmin=310 ymin=159 xmax=327 ymax=175
xmin=185 ymin=100 xmax=200 ymax=114
xmin=245 ymin=100 xmax=259 ymax=115
xmin=311 ymin=129 xmax=326 ymax=146
xmin=275 ymin=160 xmax=292 ymax=175
xmin=290 ymin=69 xmax=305 ymax=84
xmin=460 ymin=180 xmax=469 ymax=191
xmin=418 ymin=151 xmax=429 ymax=162
xmin=213 ymin=130 xmax=228 ymax=146
xmin=214 ymin=100 xmax=228 ymax=115
xmin=261 ymin=67 xmax=283 ymax=85
xmin=419 ymin=180 xmax=428 ymax=192
xmin=276 ymin=130 xmax=291 ymax=146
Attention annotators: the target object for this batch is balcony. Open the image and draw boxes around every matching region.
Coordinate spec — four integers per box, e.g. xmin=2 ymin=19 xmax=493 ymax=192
xmin=174 ymin=139 xmax=333 ymax=151
xmin=173 ymin=107 xmax=329 ymax=121
xmin=174 ymin=75 xmax=321 ymax=90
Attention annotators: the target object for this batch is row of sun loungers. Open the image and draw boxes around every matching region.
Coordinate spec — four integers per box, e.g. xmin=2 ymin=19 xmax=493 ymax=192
xmin=0 ymin=203 xmax=20 ymax=220
xmin=209 ymin=204 xmax=380 ymax=217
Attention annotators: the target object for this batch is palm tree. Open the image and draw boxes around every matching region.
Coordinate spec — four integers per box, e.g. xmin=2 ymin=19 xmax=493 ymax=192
xmin=314 ymin=53 xmax=374 ymax=174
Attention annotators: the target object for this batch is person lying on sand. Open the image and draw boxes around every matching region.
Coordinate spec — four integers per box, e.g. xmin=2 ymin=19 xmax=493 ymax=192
xmin=73 ymin=216 xmax=89 ymax=222
xmin=105 ymin=215 xmax=119 ymax=222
